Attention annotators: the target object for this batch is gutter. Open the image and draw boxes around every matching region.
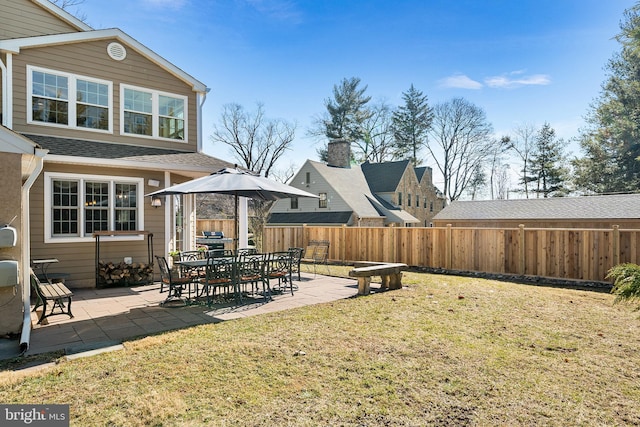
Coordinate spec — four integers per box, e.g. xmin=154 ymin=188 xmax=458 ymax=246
xmin=19 ymin=148 xmax=47 ymax=354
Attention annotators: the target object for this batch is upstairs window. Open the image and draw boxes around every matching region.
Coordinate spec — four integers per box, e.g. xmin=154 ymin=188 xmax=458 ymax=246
xmin=319 ymin=193 xmax=327 ymax=208
xmin=398 ymin=192 xmax=403 ymax=206
xmin=29 ymin=66 xmax=111 ymax=132
xmin=122 ymin=85 xmax=186 ymax=141
xmin=290 ymin=197 xmax=299 ymax=209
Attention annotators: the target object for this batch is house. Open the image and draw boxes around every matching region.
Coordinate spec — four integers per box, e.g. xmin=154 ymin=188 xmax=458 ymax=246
xmin=0 ymin=0 xmax=232 ymax=336
xmin=432 ymin=194 xmax=640 ymax=229
xmin=268 ymin=140 xmax=446 ymax=227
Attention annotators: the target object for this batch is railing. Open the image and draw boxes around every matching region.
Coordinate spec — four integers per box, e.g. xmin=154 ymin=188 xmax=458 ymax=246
xmin=262 ymin=224 xmax=640 ymax=283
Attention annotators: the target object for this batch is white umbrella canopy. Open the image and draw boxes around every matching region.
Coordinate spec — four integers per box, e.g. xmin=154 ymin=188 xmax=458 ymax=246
xmin=147 ymin=167 xmax=318 ymax=250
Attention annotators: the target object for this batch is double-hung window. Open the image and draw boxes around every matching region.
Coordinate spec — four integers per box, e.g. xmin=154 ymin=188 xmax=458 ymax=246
xmin=28 ymin=66 xmax=112 ymax=131
xmin=45 ymin=172 xmax=144 ymax=243
xmin=122 ymin=85 xmax=186 ymax=141
xmin=319 ymin=193 xmax=327 ymax=208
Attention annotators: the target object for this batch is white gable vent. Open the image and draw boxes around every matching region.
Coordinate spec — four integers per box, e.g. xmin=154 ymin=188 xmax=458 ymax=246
xmin=107 ymin=42 xmax=127 ymax=61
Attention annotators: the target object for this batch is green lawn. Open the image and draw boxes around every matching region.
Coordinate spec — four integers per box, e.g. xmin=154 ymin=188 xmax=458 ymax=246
xmin=1 ymin=270 xmax=639 ymax=426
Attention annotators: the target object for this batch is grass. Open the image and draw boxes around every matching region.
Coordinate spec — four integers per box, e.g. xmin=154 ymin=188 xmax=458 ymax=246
xmin=0 ymin=268 xmax=639 ymax=426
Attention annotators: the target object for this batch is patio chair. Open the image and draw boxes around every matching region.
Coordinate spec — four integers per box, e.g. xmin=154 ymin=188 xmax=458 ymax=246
xmin=178 ymin=250 xmax=205 ymax=295
xmin=267 ymin=251 xmax=294 ymax=295
xmin=288 ymin=247 xmax=304 ymax=281
xmin=237 ymin=252 xmax=269 ymax=300
xmin=301 ymin=240 xmax=330 ymax=276
xmin=156 ymin=255 xmax=192 ymax=305
xmin=199 ymin=256 xmax=236 ymax=306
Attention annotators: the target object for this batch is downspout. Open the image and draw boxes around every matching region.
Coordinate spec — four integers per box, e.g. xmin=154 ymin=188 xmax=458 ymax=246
xmin=0 ymin=52 xmax=11 ymax=128
xmin=196 ymin=88 xmax=210 ymax=153
xmin=19 ymin=148 xmax=47 ymax=354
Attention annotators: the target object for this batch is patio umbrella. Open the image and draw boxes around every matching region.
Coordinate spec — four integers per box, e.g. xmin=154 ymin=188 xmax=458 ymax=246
xmin=146 ymin=167 xmax=318 ymax=250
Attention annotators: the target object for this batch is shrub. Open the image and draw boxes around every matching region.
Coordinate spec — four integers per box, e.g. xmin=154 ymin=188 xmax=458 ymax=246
xmin=607 ymin=263 xmax=640 ymax=308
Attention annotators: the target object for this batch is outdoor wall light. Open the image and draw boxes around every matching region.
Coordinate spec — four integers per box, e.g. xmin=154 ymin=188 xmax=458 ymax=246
xmin=151 ymin=196 xmax=162 ymax=208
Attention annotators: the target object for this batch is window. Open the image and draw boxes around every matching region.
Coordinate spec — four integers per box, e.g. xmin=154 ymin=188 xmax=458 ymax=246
xmin=407 ymin=194 xmax=412 ymax=207
xmin=29 ymin=66 xmax=111 ymax=131
xmin=290 ymin=197 xmax=299 ymax=209
xmin=416 ymin=195 xmax=420 ymax=208
xmin=305 ymin=172 xmax=311 ymax=185
xmin=398 ymin=192 xmax=402 ymax=206
xmin=424 ymin=198 xmax=428 ymax=208
xmin=45 ymin=172 xmax=144 ymax=243
xmin=430 ymin=201 xmax=434 ymax=212
xmin=122 ymin=85 xmax=186 ymax=141
xmin=319 ymin=193 xmax=327 ymax=208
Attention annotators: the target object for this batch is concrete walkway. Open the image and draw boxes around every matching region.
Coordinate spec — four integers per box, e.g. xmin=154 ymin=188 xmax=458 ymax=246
xmin=0 ymin=272 xmax=358 ymax=360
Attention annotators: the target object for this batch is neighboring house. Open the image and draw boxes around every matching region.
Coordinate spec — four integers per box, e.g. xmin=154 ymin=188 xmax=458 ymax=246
xmin=0 ymin=0 xmax=232 ymax=305
xmin=268 ymin=140 xmax=446 ymax=227
xmin=432 ymin=194 xmax=640 ymax=228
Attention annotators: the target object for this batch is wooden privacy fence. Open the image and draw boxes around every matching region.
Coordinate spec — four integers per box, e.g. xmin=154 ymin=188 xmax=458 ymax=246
xmin=263 ymin=224 xmax=640 ymax=283
xmin=196 ymin=219 xmax=235 ymax=239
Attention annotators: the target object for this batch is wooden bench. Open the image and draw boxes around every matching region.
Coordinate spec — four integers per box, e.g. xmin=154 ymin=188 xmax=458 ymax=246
xmin=349 ymin=262 xmax=409 ymax=295
xmin=30 ymin=269 xmax=74 ymax=324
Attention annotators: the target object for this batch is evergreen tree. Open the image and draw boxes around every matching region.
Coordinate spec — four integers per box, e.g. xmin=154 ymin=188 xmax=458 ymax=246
xmin=529 ymin=123 xmax=569 ymax=198
xmin=324 ymin=77 xmax=371 ymax=140
xmin=391 ymin=84 xmax=433 ymax=165
xmin=574 ymin=4 xmax=640 ymax=193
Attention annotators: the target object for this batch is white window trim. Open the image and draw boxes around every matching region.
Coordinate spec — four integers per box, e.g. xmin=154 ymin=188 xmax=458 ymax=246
xmin=120 ymin=83 xmax=188 ymax=142
xmin=44 ymin=172 xmax=145 ymax=243
xmin=27 ymin=65 xmax=113 ymax=133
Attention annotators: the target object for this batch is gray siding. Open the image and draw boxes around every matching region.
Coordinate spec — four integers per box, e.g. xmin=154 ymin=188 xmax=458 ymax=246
xmin=0 ymin=0 xmax=80 ymax=40
xmin=11 ymin=39 xmax=199 ymax=152
xmin=30 ymin=163 xmax=169 ymax=288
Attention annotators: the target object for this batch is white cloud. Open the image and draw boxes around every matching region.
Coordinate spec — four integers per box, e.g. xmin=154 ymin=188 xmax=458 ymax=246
xmin=141 ymin=0 xmax=187 ymax=10
xmin=438 ymin=74 xmax=483 ymax=90
xmin=485 ymin=73 xmax=551 ymax=89
xmin=245 ymin=0 xmax=302 ymax=22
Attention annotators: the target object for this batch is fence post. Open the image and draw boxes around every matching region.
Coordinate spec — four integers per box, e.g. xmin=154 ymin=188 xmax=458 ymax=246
xmin=613 ymin=225 xmax=620 ymax=266
xmin=341 ymin=224 xmax=347 ymax=263
xmin=519 ymin=224 xmax=525 ymax=275
xmin=446 ymin=224 xmax=452 ymax=269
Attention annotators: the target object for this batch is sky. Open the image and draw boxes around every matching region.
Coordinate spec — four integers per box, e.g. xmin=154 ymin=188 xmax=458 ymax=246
xmin=72 ymin=0 xmax=636 ymax=188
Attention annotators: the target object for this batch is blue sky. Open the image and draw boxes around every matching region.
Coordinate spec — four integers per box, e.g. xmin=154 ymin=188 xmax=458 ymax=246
xmin=75 ymin=0 xmax=636 ymax=183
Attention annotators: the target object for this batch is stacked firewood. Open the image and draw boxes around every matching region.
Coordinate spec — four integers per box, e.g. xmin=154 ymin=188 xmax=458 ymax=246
xmin=98 ymin=261 xmax=154 ymax=286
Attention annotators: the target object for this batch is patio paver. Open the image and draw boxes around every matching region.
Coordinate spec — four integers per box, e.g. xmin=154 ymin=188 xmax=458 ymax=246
xmin=4 ymin=272 xmax=358 ymax=359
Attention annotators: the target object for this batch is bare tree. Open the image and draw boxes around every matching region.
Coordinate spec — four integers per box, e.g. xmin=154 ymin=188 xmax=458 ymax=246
xmin=427 ymin=98 xmax=494 ymax=201
xmin=51 ymin=0 xmax=87 ymax=21
xmin=211 ymin=103 xmax=296 ymax=178
xmin=488 ymin=136 xmax=512 ymax=200
xmin=356 ymin=100 xmax=395 ymax=163
xmin=210 ymin=103 xmax=296 ymax=248
xmin=510 ymin=123 xmax=537 ymax=198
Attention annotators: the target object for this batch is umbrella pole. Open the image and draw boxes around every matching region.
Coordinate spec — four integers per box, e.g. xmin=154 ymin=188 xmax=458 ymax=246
xmin=234 ymin=193 xmax=239 ymax=253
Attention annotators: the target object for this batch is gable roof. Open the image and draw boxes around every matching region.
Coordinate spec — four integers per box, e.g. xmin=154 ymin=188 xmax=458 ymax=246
xmin=1 ymin=125 xmax=39 ymax=155
xmin=361 ymin=160 xmax=411 ymax=193
xmin=414 ymin=166 xmax=429 ymax=182
xmin=31 ymin=0 xmax=93 ymax=32
xmin=298 ymin=160 xmax=419 ymax=224
xmin=0 ymin=28 xmax=207 ymax=92
xmin=433 ymin=195 xmax=640 ymax=221
xmin=269 ymin=211 xmax=353 ymax=225
xmin=24 ymin=134 xmax=232 ymax=176
xmin=308 ymin=160 xmax=382 ymax=219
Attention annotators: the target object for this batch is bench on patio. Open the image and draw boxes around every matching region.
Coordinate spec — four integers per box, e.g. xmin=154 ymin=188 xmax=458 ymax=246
xmin=349 ymin=262 xmax=408 ymax=295
xmin=30 ymin=269 xmax=74 ymax=324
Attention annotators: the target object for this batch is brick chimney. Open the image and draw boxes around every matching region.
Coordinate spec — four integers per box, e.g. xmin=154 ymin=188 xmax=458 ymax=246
xmin=327 ymin=139 xmax=350 ymax=168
